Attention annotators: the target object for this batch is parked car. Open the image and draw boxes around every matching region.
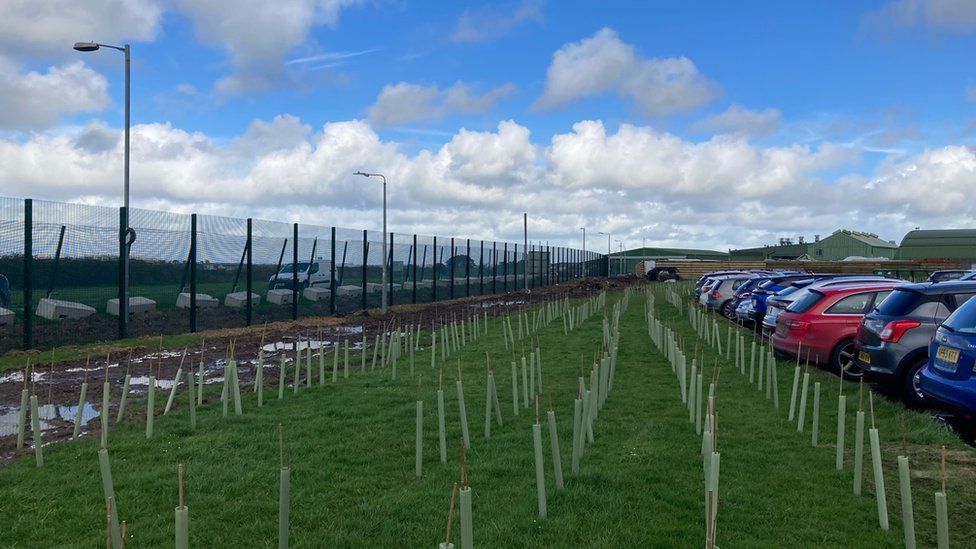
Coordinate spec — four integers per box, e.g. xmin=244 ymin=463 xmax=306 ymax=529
xmin=927 ymin=270 xmax=974 ymax=282
xmin=734 ymin=272 xmax=812 ymax=325
xmin=919 ymin=296 xmax=976 ymax=423
xmin=268 ymin=260 xmax=332 ymax=290
xmin=695 ymin=271 xmax=745 ymax=297
xmin=702 ymin=274 xmax=757 ymax=319
xmin=771 ymin=281 xmax=905 ymax=376
xmin=762 ymin=276 xmax=891 ymax=337
xmin=854 ymin=281 xmax=976 ymax=404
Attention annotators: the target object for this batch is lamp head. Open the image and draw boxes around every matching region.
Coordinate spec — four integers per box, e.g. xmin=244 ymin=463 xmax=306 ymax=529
xmin=73 ymin=42 xmax=100 ymax=52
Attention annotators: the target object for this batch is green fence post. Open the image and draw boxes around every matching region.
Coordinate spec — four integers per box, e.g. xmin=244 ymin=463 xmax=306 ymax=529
xmin=362 ymin=230 xmax=368 ymax=311
xmin=189 ymin=213 xmax=197 ymax=333
xmin=23 ymin=199 xmax=32 ymax=350
xmin=246 ymin=218 xmax=253 ymax=326
xmin=330 ymin=227 xmax=336 ymax=315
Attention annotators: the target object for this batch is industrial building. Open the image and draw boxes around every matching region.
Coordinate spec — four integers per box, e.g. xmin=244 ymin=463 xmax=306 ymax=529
xmin=897 ymin=229 xmax=976 ymax=268
xmin=729 ymin=229 xmax=897 ymax=261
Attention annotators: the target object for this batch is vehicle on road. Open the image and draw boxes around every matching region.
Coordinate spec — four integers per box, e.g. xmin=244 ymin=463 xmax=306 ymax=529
xmin=854 ymin=281 xmax=976 ymax=405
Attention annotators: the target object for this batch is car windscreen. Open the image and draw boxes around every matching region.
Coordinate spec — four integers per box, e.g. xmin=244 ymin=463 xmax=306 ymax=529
xmin=280 ymin=262 xmax=310 ymax=273
xmin=942 ymin=297 xmax=976 ymax=334
xmin=874 ymin=289 xmax=922 ymax=316
xmin=786 ymin=290 xmax=824 ymax=313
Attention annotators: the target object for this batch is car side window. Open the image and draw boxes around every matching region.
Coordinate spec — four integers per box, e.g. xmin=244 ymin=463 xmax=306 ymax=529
xmin=950 ymin=292 xmax=976 ymax=310
xmin=909 ymin=300 xmax=950 ymax=321
xmin=309 ymin=263 xmax=319 ymax=274
xmin=732 ymin=280 xmax=743 ymax=290
xmin=825 ymin=292 xmax=872 ymax=314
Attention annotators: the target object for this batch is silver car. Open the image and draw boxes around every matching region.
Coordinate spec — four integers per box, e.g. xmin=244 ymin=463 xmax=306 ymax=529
xmin=704 ymin=274 xmax=756 ymax=319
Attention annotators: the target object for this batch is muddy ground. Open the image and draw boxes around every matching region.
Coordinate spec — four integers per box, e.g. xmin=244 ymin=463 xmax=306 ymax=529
xmin=0 ymin=276 xmax=642 ymax=463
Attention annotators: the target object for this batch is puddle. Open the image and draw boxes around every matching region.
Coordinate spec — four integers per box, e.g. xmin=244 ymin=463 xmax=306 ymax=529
xmin=262 ymin=339 xmax=334 ymax=354
xmin=0 ymin=402 xmax=99 ymax=437
xmin=0 ymin=371 xmax=48 ymax=386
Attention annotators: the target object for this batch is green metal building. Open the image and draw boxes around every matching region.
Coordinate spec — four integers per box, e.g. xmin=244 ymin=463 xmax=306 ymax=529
xmin=729 ymin=242 xmax=809 ymax=260
xmin=809 ymin=230 xmax=898 ymax=260
xmin=897 ymin=229 xmax=976 ymax=267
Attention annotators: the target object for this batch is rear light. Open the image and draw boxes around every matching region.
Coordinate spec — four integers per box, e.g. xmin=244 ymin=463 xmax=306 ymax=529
xmin=879 ymin=320 xmax=921 ymax=343
xmin=788 ymin=319 xmax=812 ymax=333
xmin=702 ymin=286 xmax=712 ymax=293
xmin=711 ymin=290 xmax=721 ymax=298
xmin=739 ymin=292 xmax=751 ymax=299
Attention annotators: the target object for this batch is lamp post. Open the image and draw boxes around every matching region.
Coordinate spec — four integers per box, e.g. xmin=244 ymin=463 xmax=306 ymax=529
xmin=353 ymin=171 xmax=388 ymax=314
xmin=579 ymin=227 xmax=585 ymax=277
xmin=74 ymin=41 xmax=131 ymax=333
xmin=598 ymin=231 xmax=611 ymax=277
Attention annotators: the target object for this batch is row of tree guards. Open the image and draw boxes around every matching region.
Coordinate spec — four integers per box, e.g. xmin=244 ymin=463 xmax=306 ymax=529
xmin=649 ymin=283 xmax=953 ymax=549
xmin=13 ymin=276 xmax=617 ymax=547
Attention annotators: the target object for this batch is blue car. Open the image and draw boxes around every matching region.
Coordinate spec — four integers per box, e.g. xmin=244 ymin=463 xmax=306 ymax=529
xmin=919 ymin=297 xmax=976 ymax=422
xmin=732 ymin=272 xmax=811 ymax=325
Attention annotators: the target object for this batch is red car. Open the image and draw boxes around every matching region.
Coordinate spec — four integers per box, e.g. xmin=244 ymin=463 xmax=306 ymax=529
xmin=772 ymin=282 xmax=904 ymax=376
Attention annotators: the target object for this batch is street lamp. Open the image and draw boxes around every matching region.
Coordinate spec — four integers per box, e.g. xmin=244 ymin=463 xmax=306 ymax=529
xmin=75 ymin=40 xmax=132 ymax=334
xmin=353 ymin=171 xmax=388 ymax=314
xmin=598 ymin=231 xmax=611 ymax=277
xmin=579 ymin=227 xmax=585 ymax=277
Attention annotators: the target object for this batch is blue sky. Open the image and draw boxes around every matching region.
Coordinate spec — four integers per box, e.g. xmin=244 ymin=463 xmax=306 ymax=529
xmin=1 ymin=0 xmax=975 ymax=250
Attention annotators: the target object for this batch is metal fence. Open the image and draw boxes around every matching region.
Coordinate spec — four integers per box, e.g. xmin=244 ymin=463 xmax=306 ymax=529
xmin=0 ymin=197 xmax=606 ymax=353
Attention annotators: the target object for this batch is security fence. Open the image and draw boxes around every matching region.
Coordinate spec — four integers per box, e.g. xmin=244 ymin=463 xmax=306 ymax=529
xmin=0 ymin=197 xmax=605 ymax=353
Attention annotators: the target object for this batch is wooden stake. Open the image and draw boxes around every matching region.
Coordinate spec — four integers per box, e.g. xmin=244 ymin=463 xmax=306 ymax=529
xmin=445 ymin=482 xmax=458 ymax=546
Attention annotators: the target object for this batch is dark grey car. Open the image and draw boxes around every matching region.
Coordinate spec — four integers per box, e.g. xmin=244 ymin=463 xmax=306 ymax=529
xmin=854 ymin=281 xmax=976 ymax=405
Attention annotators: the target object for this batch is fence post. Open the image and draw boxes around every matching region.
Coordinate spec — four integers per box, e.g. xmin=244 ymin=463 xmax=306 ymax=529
xmin=362 ymin=230 xmax=368 ymax=311
xmin=432 ymin=236 xmax=438 ymax=303
xmin=23 ymin=199 xmax=32 ymax=350
xmin=491 ymin=242 xmax=497 ymax=294
xmin=118 ymin=207 xmax=128 ymax=339
xmin=479 ymin=240 xmax=484 ymax=296
xmin=412 ymin=234 xmax=418 ymax=304
xmin=189 ymin=213 xmax=197 ymax=333
xmin=389 ymin=231 xmax=394 ymax=308
xmin=466 ymin=238 xmax=471 ymax=297
xmin=503 ymin=243 xmax=508 ymax=293
xmin=246 ymin=218 xmax=253 ymax=326
xmin=450 ymin=237 xmax=455 ymax=300
xmin=330 ymin=227 xmax=336 ymax=315
xmin=292 ymin=223 xmax=299 ymax=320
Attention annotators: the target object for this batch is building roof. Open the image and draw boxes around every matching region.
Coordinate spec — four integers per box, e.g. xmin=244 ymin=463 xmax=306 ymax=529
xmin=827 ymin=229 xmax=897 ymax=249
xmin=610 ymin=246 xmax=728 ymax=260
xmin=900 ymin=229 xmax=976 ymax=246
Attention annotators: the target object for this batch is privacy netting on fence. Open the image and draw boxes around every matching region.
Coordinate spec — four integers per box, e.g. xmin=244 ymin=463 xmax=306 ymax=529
xmin=0 ymin=197 xmax=606 ymax=353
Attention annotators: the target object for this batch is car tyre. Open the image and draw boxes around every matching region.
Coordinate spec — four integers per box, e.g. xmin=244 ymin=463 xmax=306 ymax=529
xmin=900 ymin=357 xmax=928 ymax=407
xmin=720 ymin=300 xmax=735 ymax=320
xmin=831 ymin=338 xmax=862 ymax=378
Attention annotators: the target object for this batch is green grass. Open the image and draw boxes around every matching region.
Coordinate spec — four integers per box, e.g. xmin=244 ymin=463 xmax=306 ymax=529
xmin=0 ymin=287 xmax=973 ymax=547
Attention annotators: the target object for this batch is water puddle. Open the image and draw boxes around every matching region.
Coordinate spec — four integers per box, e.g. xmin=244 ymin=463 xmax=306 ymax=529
xmin=0 ymin=402 xmax=99 ymax=437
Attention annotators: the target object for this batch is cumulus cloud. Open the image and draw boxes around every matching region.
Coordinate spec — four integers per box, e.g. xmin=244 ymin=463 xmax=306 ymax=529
xmin=689 ymin=105 xmax=783 ymax=137
xmin=5 ymin=115 xmax=974 ymax=250
xmin=0 ymin=0 xmax=162 ymax=59
xmin=535 ymin=28 xmax=720 ymax=116
xmin=452 ymin=0 xmax=544 ymax=43
xmin=174 ymin=0 xmax=362 ymax=95
xmin=368 ymin=81 xmax=516 ymax=126
xmin=0 ymin=60 xmax=110 ymax=130
xmin=863 ymin=0 xmax=976 ymax=34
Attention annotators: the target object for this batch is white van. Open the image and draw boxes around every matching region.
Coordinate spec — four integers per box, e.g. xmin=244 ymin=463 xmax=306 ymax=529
xmin=268 ymin=260 xmax=332 ymax=290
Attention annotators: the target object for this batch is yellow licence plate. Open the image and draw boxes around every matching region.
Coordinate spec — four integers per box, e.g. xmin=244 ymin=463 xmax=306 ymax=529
xmin=858 ymin=351 xmax=871 ymax=364
xmin=936 ymin=346 xmax=960 ymax=364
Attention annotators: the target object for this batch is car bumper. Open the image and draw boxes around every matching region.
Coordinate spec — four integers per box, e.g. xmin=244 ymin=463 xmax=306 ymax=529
xmin=919 ymin=365 xmax=976 ymax=419
xmin=853 ymin=343 xmax=902 ymax=378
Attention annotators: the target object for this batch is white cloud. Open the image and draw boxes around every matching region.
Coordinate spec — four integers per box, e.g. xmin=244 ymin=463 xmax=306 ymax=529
xmin=0 ymin=59 xmax=110 ymax=130
xmin=0 ymin=0 xmax=162 ymax=59
xmin=3 ymin=116 xmax=974 ymax=251
xmin=535 ymin=28 xmax=720 ymax=116
xmin=174 ymin=0 xmax=362 ymax=95
xmin=689 ymin=105 xmax=783 ymax=137
xmin=368 ymin=81 xmax=516 ymax=126
xmin=863 ymin=0 xmax=976 ymax=33
xmin=452 ymin=0 xmax=544 ymax=43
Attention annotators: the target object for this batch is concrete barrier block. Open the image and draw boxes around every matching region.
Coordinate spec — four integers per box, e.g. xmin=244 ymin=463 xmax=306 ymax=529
xmin=176 ymin=293 xmax=218 ymax=309
xmin=267 ymin=289 xmax=294 ymax=305
xmin=36 ymin=298 xmax=96 ymax=320
xmin=225 ymin=292 xmax=261 ymax=308
xmin=303 ymin=287 xmax=330 ymax=301
xmin=106 ymin=296 xmax=157 ymax=316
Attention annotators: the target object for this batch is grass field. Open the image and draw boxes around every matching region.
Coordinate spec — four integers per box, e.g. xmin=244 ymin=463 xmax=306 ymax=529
xmin=0 ymin=286 xmax=973 ymax=547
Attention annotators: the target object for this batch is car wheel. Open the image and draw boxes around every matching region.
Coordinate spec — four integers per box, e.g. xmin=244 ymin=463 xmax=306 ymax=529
xmin=721 ymin=301 xmax=735 ymax=320
xmin=900 ymin=357 xmax=928 ymax=407
xmin=832 ymin=339 xmax=862 ymax=378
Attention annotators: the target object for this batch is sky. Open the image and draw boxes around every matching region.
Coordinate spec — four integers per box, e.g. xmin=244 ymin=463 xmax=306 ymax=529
xmin=0 ymin=0 xmax=975 ymax=252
